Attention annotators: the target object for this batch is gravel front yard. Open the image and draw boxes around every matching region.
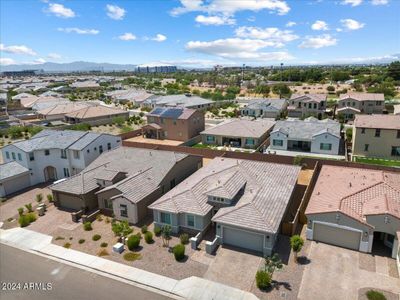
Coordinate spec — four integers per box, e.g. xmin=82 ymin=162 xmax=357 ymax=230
xmin=51 ymin=216 xmax=208 ymax=280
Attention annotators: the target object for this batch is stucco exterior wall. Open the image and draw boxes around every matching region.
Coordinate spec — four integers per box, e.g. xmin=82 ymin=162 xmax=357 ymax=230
xmin=311 ymin=133 xmax=340 ymax=155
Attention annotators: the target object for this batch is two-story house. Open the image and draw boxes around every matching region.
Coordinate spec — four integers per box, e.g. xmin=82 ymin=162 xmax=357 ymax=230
xmin=352 ymin=114 xmax=400 ymax=160
xmin=337 ymin=92 xmax=385 ymax=121
xmin=287 ymin=94 xmax=327 ymax=118
xmin=1 ymin=130 xmax=121 ymax=193
xmin=143 ymin=107 xmax=205 ymax=142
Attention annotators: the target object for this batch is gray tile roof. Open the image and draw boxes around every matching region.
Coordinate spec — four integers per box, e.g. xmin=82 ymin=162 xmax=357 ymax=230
xmin=201 ymin=119 xmax=276 ymax=138
xmin=0 ymin=161 xmax=29 ymax=181
xmin=290 ymin=93 xmax=327 ymax=103
xmin=150 ymin=157 xmax=301 ymax=234
xmin=243 ymin=98 xmax=287 ymax=112
xmin=10 ymin=130 xmax=110 ymax=152
xmin=50 ymin=147 xmax=188 ymax=195
xmin=272 ymin=117 xmax=341 ymax=140
xmin=144 ymin=94 xmax=213 ymax=108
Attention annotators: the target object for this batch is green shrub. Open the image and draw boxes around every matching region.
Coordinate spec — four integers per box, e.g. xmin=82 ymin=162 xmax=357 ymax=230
xmin=100 ymin=242 xmax=108 ymax=248
xmin=78 ymin=239 xmax=85 ymax=244
xmin=55 ymin=236 xmax=65 ymax=241
xmin=144 ymin=231 xmax=153 ymax=244
xmin=154 ymin=225 xmax=161 ymax=236
xmin=96 ymin=214 xmax=103 ymax=222
xmin=63 ymin=243 xmax=71 ymax=249
xmin=173 ymin=244 xmax=185 ymax=261
xmin=47 ymin=194 xmax=53 ymax=202
xmin=18 ymin=215 xmax=30 ymax=227
xmin=135 ymin=232 xmax=142 ymax=239
xmin=35 ymin=193 xmax=43 ymax=203
xmin=179 ymin=233 xmax=189 ymax=245
xmin=141 ymin=225 xmax=148 ymax=233
xmin=123 ymin=252 xmax=142 ymax=261
xmin=256 ymin=270 xmax=272 ymax=290
xmin=83 ymin=222 xmax=92 ymax=231
xmin=92 ymin=234 xmax=101 ymax=241
xmin=127 ymin=234 xmax=140 ymax=250
xmin=25 ymin=203 xmax=33 ymax=213
xmin=17 ymin=207 xmax=24 ymax=216
xmin=26 ymin=212 xmax=37 ymax=223
xmin=366 ymin=290 xmax=386 ymax=300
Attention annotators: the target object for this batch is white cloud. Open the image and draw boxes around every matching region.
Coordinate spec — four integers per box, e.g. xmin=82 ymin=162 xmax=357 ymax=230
xmin=286 ymin=21 xmax=296 ymax=27
xmin=57 ymin=27 xmax=100 ymax=35
xmin=299 ymin=34 xmax=338 ymax=48
xmin=118 ymin=33 xmax=137 ymax=41
xmin=106 ymin=4 xmax=126 ymax=20
xmin=340 ymin=19 xmax=365 ymax=30
xmin=311 ymin=20 xmax=329 ymax=31
xmin=46 ymin=3 xmax=75 ymax=18
xmin=371 ymin=0 xmax=388 ymax=4
xmin=47 ymin=53 xmax=62 ymax=59
xmin=0 ymin=44 xmax=37 ymax=56
xmin=32 ymin=58 xmax=46 ymax=64
xmin=195 ymin=14 xmax=235 ymax=26
xmin=151 ymin=34 xmax=167 ymax=42
xmin=0 ymin=58 xmax=16 ymax=65
xmin=234 ymin=26 xmax=298 ymax=47
xmin=247 ymin=16 xmax=256 ymax=22
xmin=186 ymin=38 xmax=294 ymax=61
xmin=171 ymin=0 xmax=290 ymax=16
xmin=341 ymin=0 xmax=363 ymax=6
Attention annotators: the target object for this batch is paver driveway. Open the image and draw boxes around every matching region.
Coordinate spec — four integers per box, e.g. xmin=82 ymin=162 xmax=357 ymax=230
xmin=203 ymin=245 xmax=262 ymax=291
xmin=298 ymin=242 xmax=400 ymax=300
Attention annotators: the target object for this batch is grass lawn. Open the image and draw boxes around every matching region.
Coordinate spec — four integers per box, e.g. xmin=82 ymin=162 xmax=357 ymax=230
xmin=354 ymin=157 xmax=400 ymax=167
xmin=192 ymin=143 xmax=214 ymax=149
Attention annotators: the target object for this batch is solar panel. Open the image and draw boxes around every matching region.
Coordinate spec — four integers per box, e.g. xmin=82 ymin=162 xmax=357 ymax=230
xmin=161 ymin=108 xmax=183 ymax=118
xmin=151 ymin=107 xmax=165 ymax=115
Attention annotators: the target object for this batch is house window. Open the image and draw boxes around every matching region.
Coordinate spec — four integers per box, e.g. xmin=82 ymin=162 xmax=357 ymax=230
xmin=391 ymin=146 xmax=400 ymax=157
xmin=376 ymin=101 xmax=381 ymax=105
xmin=29 ymin=152 xmax=34 ymax=161
xmin=5 ymin=151 xmax=10 ymax=159
xmin=120 ymin=204 xmax=128 ymax=217
xmin=104 ymin=199 xmax=113 ymax=209
xmin=320 ymin=143 xmax=332 ymax=151
xmin=361 ymin=128 xmax=365 ymax=134
xmin=63 ymin=168 xmax=70 ymax=177
xmin=61 ymin=149 xmax=67 ymax=159
xmin=375 ymin=129 xmax=381 ymax=137
xmin=17 ymin=153 xmax=22 ymax=161
xmin=160 ymin=212 xmax=171 ymax=224
xmin=12 ymin=152 xmax=16 ymax=160
xmin=352 ymin=102 xmax=355 ymax=107
xmin=107 ymin=142 xmax=111 ymax=150
xmin=45 ymin=149 xmax=50 ymax=156
xmin=397 ymin=130 xmax=400 ymax=139
xmin=313 ymin=103 xmax=317 ymax=109
xmin=206 ymin=135 xmax=215 ymax=142
xmin=187 ymin=215 xmax=195 ymax=227
xmin=73 ymin=150 xmax=80 ymax=159
xmin=99 ymin=145 xmax=103 ymax=154
xmin=273 ymin=139 xmax=283 ymax=146
xmin=245 ymin=138 xmax=255 ymax=145
xmin=364 ymin=144 xmax=369 ymax=152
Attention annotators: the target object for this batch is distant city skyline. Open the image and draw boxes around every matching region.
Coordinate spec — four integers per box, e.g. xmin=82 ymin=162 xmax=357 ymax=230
xmin=1 ymin=0 xmax=399 ymax=68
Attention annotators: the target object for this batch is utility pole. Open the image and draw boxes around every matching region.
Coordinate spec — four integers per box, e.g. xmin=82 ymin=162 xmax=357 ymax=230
xmin=242 ymin=63 xmax=245 ymax=82
xmin=280 ymin=62 xmax=284 ymax=99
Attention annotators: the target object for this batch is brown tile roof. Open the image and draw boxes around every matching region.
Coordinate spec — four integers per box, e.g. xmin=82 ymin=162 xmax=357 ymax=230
xmin=65 ymin=105 xmax=127 ymax=120
xmin=339 ymin=92 xmax=384 ymax=101
xmin=290 ymin=93 xmax=327 ymax=103
xmin=354 ymin=114 xmax=400 ymax=130
xmin=38 ymin=102 xmax=89 ymax=116
xmin=306 ymin=165 xmax=400 ymax=225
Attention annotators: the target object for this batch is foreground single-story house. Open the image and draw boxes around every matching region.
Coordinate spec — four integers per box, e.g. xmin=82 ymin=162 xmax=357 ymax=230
xmin=200 ymin=119 xmax=276 ymax=149
xmin=305 ymin=165 xmax=399 ymax=259
xmin=50 ymin=147 xmax=202 ymax=223
xmin=0 ymin=161 xmax=31 ymax=197
xmin=150 ymin=157 xmax=301 ymax=256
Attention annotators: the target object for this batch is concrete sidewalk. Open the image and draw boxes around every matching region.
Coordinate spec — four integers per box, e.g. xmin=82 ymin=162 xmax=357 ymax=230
xmin=0 ymin=228 xmax=259 ymax=300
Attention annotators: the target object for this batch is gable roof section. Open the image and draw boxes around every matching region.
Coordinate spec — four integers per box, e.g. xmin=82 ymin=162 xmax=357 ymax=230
xmin=339 ymin=92 xmax=384 ymax=101
xmin=147 ymin=107 xmax=196 ymax=120
xmin=354 ymin=114 xmax=400 ymax=130
xmin=290 ymin=93 xmax=327 ymax=103
xmin=0 ymin=161 xmax=29 ymax=181
xmin=65 ymin=106 xmax=127 ymax=120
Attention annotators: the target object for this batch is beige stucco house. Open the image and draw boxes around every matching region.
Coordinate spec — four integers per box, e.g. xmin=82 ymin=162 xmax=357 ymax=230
xmin=337 ymin=92 xmax=385 ymax=121
xmin=352 ymin=114 xmax=400 ymax=160
xmin=305 ymin=165 xmax=400 ymax=259
xmin=287 ymin=94 xmax=327 ymax=118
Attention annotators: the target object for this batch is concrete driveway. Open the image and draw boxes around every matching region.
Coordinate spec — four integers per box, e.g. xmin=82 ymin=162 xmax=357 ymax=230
xmin=298 ymin=242 xmax=400 ymax=300
xmin=203 ymin=246 xmax=262 ymax=291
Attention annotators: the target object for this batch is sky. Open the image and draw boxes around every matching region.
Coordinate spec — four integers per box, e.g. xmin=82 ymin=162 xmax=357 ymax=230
xmin=0 ymin=0 xmax=399 ymax=68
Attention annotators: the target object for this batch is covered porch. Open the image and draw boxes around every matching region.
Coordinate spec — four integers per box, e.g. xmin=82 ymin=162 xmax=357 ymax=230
xmin=142 ymin=123 xmax=163 ymax=140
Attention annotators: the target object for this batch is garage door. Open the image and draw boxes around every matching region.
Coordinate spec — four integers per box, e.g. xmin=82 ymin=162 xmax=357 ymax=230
xmin=4 ymin=174 xmax=31 ymax=196
xmin=223 ymin=226 xmax=264 ymax=253
xmin=313 ymin=223 xmax=360 ymax=251
xmin=58 ymin=193 xmax=82 ymax=211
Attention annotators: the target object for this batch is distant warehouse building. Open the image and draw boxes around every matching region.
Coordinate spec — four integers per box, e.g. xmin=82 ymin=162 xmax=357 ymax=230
xmin=137 ymin=65 xmax=177 ymax=73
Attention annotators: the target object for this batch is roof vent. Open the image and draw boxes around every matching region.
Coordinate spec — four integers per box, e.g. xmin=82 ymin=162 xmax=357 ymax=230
xmin=349 ymin=182 xmax=352 ymax=188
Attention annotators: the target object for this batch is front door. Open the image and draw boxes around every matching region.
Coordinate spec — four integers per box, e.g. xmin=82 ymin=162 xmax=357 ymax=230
xmin=44 ymin=166 xmax=57 ymax=181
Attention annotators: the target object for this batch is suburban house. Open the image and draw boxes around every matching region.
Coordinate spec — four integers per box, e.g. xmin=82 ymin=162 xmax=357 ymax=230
xmin=70 ymin=81 xmax=101 ymax=90
xmin=150 ymin=157 xmax=301 ymax=256
xmin=337 ymin=92 xmax=385 ymax=121
xmin=0 ymin=161 xmax=31 ymax=197
xmin=1 ymin=130 xmax=121 ymax=188
xmin=200 ymin=119 xmax=276 ymax=149
xmin=269 ymin=117 xmax=341 ymax=155
xmin=142 ymin=94 xmax=214 ymax=110
xmin=287 ymin=94 xmax=327 ymax=118
xmin=143 ymin=107 xmax=205 ymax=142
xmin=50 ymin=147 xmax=202 ymax=222
xmin=37 ymin=102 xmax=90 ymax=121
xmin=64 ymin=105 xmax=129 ymax=125
xmin=352 ymin=114 xmax=400 ymax=160
xmin=305 ymin=165 xmax=399 ymax=259
xmin=106 ymin=89 xmax=153 ymax=105
xmin=240 ymin=98 xmax=288 ymax=119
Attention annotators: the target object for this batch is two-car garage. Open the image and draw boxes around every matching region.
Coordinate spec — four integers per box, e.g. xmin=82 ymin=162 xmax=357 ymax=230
xmin=221 ymin=226 xmax=265 ymax=254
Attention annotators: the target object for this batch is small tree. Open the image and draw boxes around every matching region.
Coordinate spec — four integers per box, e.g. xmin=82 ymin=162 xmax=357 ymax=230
xmin=290 ymin=235 xmax=304 ymax=263
xmin=264 ymin=253 xmax=283 ymax=276
xmin=112 ymin=220 xmax=133 ymax=241
xmin=161 ymin=225 xmax=172 ymax=247
xmin=35 ymin=193 xmax=43 ymax=203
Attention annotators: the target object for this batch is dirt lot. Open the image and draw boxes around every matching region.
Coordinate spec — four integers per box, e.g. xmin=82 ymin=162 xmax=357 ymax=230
xmin=90 ymin=123 xmax=141 ymax=135
xmin=125 ymin=135 xmax=183 ymax=146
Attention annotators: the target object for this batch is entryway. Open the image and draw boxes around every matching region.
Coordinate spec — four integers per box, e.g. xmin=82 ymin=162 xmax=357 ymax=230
xmin=372 ymin=232 xmax=394 ymax=258
xmin=44 ymin=166 xmax=57 ymax=181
